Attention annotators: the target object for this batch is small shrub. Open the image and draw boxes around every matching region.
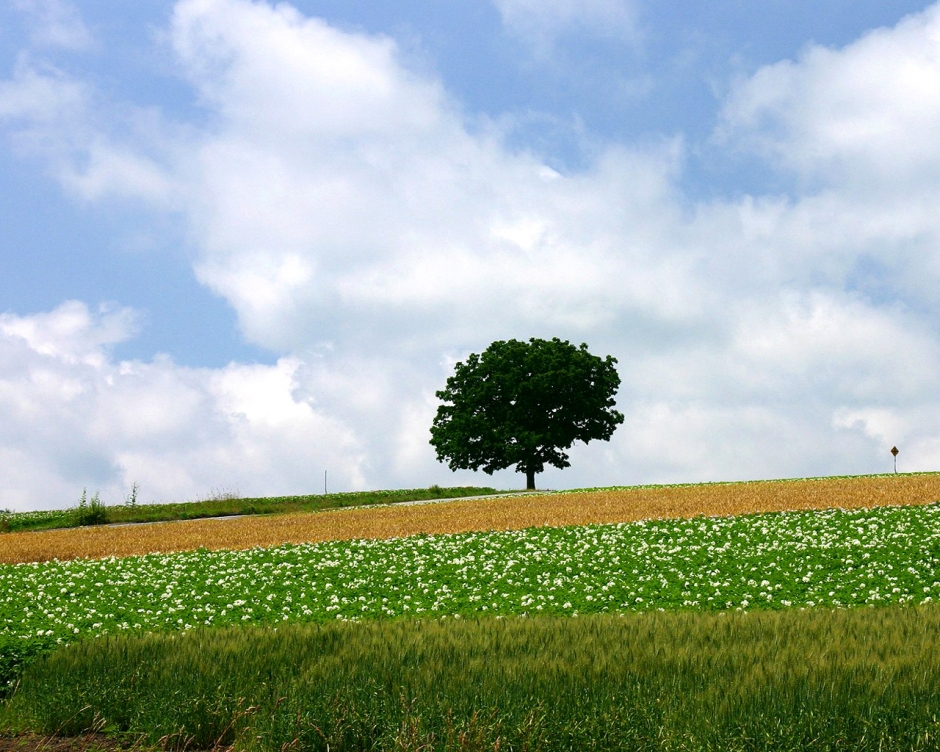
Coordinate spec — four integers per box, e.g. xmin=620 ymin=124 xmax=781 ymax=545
xmin=206 ymin=486 xmax=241 ymax=502
xmin=75 ymin=489 xmax=109 ymax=527
xmin=124 ymin=482 xmax=139 ymax=508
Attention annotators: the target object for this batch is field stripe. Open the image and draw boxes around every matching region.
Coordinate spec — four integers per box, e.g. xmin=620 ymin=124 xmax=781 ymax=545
xmin=3 ymin=473 xmax=940 ymax=564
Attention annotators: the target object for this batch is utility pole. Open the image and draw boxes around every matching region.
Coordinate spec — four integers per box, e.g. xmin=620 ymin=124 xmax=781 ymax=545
xmin=324 ymin=470 xmax=328 ymax=494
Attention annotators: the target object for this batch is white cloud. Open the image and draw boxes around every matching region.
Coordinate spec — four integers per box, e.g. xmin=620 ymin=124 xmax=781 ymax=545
xmin=164 ymin=0 xmax=679 ymax=357
xmin=0 ymin=300 xmax=138 ymax=366
xmin=0 ymin=55 xmax=87 ymax=122
xmin=6 ymin=0 xmax=940 ymax=507
xmin=492 ymin=0 xmax=639 ymax=53
xmin=719 ymin=3 xmax=940 ymax=189
xmin=13 ymin=0 xmax=94 ymax=52
xmin=0 ymin=303 xmax=365 ymax=510
xmin=712 ymin=2 xmax=940 ymax=342
xmin=0 ymin=56 xmax=178 ymax=205
xmin=603 ymin=287 xmax=940 ymax=482
xmin=171 ymin=0 xmax=446 ymax=139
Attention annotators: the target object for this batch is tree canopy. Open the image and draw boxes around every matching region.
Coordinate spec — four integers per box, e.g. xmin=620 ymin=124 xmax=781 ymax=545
xmin=429 ymin=337 xmax=624 ymax=489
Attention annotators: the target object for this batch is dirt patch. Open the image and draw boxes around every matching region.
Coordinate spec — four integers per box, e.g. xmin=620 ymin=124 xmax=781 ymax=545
xmin=0 ymin=734 xmax=158 ymax=752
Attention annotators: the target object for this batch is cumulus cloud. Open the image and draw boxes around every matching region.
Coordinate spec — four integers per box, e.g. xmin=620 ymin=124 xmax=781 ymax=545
xmin=5 ymin=0 xmax=940 ymax=508
xmin=161 ymin=0 xmax=685 ymax=359
xmin=0 ymin=303 xmax=364 ymax=510
xmin=715 ymin=3 xmax=940 ymax=323
xmin=0 ymin=300 xmax=139 ymax=366
xmin=719 ymin=3 xmax=940 ymax=189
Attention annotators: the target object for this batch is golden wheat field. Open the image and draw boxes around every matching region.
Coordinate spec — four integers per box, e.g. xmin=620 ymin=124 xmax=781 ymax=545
xmin=3 ymin=473 xmax=940 ymax=565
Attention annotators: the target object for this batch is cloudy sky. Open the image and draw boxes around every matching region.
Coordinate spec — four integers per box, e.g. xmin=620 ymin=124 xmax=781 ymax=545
xmin=2 ymin=0 xmax=940 ymax=510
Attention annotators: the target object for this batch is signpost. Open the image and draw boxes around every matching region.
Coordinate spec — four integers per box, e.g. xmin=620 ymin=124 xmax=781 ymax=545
xmin=891 ymin=446 xmax=899 ymax=474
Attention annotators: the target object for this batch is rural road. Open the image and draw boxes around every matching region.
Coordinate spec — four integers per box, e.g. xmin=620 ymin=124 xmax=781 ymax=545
xmin=102 ymin=490 xmax=556 ymax=528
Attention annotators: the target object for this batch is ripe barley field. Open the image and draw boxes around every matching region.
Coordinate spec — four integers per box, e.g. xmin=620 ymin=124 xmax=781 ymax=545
xmin=3 ymin=472 xmax=940 ymax=564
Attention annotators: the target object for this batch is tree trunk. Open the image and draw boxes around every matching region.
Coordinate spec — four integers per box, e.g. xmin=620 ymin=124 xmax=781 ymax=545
xmin=526 ymin=468 xmax=536 ymax=490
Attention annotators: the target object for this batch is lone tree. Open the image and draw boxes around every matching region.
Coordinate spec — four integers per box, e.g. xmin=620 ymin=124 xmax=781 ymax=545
xmin=430 ymin=337 xmax=624 ymax=490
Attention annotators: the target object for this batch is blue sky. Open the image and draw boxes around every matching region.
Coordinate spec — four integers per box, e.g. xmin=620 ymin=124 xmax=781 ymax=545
xmin=2 ymin=0 xmax=940 ymax=509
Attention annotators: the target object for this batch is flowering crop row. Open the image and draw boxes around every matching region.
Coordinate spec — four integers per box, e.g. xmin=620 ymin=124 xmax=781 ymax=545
xmin=3 ymin=501 xmax=940 ymax=658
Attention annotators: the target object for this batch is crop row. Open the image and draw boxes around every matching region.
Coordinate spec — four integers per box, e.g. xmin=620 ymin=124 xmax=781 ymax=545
xmin=7 ymin=472 xmax=940 ymax=565
xmin=4 ymin=501 xmax=940 ymax=691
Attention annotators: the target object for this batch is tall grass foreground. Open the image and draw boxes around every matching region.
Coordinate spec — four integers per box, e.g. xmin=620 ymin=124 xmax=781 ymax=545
xmin=4 ymin=608 xmax=940 ymax=751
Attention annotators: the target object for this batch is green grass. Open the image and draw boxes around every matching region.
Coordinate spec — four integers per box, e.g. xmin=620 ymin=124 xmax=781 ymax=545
xmin=5 ymin=608 xmax=940 ymax=751
xmin=0 ymin=485 xmax=501 ymax=533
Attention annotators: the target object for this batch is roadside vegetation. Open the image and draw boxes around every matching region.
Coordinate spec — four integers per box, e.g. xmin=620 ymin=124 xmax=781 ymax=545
xmin=0 ymin=486 xmax=498 ymax=534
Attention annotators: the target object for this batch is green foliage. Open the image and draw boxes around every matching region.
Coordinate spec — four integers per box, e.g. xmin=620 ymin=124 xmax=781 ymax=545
xmin=124 ymin=482 xmax=139 ymax=508
xmin=0 ymin=633 xmax=58 ymax=701
xmin=430 ymin=338 xmax=624 ymax=488
xmin=6 ymin=609 xmax=940 ymax=750
xmin=74 ymin=489 xmax=109 ymax=527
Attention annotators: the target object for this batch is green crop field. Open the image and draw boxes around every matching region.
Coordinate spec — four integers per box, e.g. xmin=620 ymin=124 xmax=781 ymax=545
xmin=4 ymin=488 xmax=940 ymax=750
xmin=6 ymin=608 xmax=940 ymax=752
